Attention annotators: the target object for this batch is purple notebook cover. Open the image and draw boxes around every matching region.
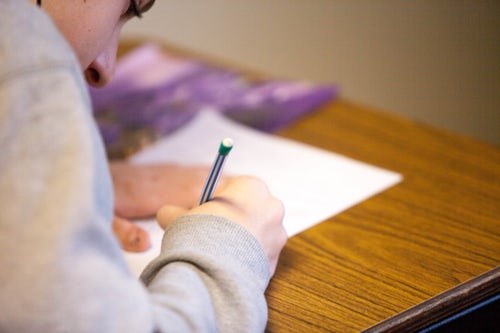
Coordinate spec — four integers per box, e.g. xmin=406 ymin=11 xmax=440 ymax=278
xmin=90 ymin=44 xmax=339 ymax=158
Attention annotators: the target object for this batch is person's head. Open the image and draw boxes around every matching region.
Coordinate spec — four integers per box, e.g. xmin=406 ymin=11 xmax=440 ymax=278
xmin=34 ymin=0 xmax=155 ymax=88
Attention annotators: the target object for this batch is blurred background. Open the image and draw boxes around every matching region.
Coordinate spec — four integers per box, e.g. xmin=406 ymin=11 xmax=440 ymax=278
xmin=122 ymin=0 xmax=499 ymax=144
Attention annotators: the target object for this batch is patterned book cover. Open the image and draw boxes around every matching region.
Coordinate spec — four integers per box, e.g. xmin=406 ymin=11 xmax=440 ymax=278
xmin=90 ymin=43 xmax=338 ymax=159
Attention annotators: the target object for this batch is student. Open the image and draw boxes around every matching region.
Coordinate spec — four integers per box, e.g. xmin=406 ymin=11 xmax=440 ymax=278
xmin=0 ymin=1 xmax=287 ymax=332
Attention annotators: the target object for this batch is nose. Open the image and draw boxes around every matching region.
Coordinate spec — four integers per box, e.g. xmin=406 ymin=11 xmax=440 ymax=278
xmin=84 ymin=51 xmax=116 ymax=88
xmin=84 ymin=29 xmax=121 ymax=88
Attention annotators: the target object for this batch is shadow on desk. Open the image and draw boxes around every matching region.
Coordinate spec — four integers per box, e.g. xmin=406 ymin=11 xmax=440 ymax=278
xmin=421 ymin=294 xmax=499 ymax=333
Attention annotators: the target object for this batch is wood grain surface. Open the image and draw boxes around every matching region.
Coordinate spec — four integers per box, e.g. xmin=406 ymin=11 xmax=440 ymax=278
xmin=268 ymin=100 xmax=500 ymax=332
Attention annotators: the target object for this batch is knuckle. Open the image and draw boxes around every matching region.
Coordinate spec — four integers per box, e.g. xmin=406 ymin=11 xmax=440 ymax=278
xmin=234 ymin=175 xmax=271 ymax=195
xmin=156 ymin=205 xmax=170 ymax=221
xmin=272 ymin=197 xmax=285 ymax=220
xmin=239 ymin=175 xmax=266 ymax=188
xmin=280 ymin=229 xmax=288 ymax=245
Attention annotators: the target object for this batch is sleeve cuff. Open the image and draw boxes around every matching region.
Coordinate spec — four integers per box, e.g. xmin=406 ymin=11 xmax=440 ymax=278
xmin=140 ymin=214 xmax=270 ymax=291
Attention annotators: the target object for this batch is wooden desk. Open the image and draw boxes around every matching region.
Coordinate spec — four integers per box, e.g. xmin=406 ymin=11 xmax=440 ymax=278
xmin=118 ymin=41 xmax=499 ymax=332
xmin=269 ymin=100 xmax=500 ymax=332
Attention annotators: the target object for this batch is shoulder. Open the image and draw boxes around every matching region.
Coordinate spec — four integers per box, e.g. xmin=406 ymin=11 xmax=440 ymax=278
xmin=0 ymin=0 xmax=80 ymax=81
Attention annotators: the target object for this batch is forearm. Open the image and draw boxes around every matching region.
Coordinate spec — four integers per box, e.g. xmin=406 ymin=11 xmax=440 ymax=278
xmin=141 ymin=215 xmax=271 ymax=333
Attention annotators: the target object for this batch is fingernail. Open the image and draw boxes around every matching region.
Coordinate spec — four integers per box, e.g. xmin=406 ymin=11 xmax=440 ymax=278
xmin=127 ymin=229 xmax=150 ymax=252
xmin=128 ymin=230 xmax=141 ymax=246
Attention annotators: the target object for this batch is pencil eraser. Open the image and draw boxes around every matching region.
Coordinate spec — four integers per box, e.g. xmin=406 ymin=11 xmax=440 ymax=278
xmin=219 ymin=138 xmax=234 ymax=155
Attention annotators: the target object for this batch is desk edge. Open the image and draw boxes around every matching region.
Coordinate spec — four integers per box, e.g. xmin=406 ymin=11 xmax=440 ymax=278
xmin=362 ymin=266 xmax=500 ymax=333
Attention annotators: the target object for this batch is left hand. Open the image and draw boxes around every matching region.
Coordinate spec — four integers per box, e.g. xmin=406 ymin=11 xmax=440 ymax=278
xmin=109 ymin=162 xmax=219 ymax=252
xmin=110 ymin=161 xmax=211 ymax=219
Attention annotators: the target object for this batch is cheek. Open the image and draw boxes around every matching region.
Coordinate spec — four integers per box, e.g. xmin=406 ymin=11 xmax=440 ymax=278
xmin=75 ymin=30 xmax=109 ymax=69
xmin=53 ymin=8 xmax=124 ymax=70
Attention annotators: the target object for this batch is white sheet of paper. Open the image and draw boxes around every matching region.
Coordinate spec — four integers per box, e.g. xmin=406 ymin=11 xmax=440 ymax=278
xmin=124 ymin=111 xmax=402 ymax=277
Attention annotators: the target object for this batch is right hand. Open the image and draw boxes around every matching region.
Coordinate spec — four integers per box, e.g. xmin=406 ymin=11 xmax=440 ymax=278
xmin=157 ymin=176 xmax=288 ymax=276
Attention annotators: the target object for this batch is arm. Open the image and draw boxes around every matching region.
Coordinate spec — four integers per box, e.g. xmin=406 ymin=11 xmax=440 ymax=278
xmin=0 ymin=3 xmax=286 ymax=330
xmin=0 ymin=65 xmax=285 ymax=332
xmin=144 ymin=176 xmax=287 ymax=331
xmin=143 ymin=216 xmax=272 ymax=331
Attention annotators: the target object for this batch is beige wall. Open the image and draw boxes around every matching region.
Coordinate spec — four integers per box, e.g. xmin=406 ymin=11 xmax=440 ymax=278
xmin=123 ymin=0 xmax=500 ymax=144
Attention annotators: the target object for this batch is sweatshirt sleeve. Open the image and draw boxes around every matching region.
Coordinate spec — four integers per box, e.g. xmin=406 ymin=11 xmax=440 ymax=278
xmin=0 ymin=56 xmax=272 ymax=333
xmin=0 ymin=2 xmax=272 ymax=332
xmin=141 ymin=215 xmax=271 ymax=333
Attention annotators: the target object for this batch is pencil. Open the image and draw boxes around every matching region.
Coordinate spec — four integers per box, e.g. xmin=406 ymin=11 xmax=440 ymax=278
xmin=198 ymin=138 xmax=233 ymax=205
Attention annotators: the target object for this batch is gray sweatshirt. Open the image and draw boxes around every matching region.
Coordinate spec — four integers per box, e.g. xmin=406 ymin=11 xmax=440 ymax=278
xmin=0 ymin=1 xmax=270 ymax=332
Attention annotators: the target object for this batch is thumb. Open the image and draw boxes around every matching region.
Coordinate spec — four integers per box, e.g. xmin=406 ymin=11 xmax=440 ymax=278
xmin=156 ymin=205 xmax=190 ymax=229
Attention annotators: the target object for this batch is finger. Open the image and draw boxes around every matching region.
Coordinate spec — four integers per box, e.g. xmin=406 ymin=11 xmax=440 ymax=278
xmin=112 ymin=215 xmax=151 ymax=252
xmin=156 ymin=205 xmax=189 ymax=229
